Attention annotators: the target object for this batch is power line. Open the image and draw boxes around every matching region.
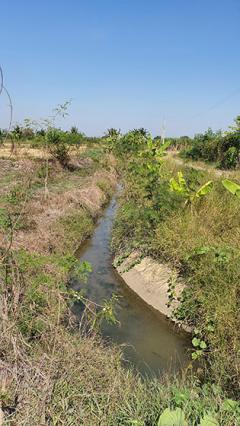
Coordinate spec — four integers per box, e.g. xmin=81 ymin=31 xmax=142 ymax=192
xmin=191 ymin=87 xmax=240 ymax=119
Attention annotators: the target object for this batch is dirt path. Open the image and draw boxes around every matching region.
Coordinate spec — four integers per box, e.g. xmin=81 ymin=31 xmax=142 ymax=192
xmin=167 ymin=151 xmax=237 ymax=178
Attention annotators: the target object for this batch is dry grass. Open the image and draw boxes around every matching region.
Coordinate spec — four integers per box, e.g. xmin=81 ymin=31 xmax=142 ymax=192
xmin=0 ymin=149 xmax=118 ymax=424
xmin=0 ymin=153 xmax=116 ymax=255
xmin=152 ymin=163 xmax=240 ymax=393
xmin=0 ymin=142 xmax=88 ymax=160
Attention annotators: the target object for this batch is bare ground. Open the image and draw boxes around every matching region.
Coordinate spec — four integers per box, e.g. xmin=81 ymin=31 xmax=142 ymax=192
xmin=116 ymin=251 xmax=190 ymax=332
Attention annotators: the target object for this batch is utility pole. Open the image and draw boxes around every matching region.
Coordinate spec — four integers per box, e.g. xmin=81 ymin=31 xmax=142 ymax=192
xmin=161 ymin=119 xmax=166 ymax=144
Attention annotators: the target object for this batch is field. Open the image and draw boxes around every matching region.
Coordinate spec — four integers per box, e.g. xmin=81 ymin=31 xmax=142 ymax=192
xmin=0 ymin=128 xmax=239 ymax=425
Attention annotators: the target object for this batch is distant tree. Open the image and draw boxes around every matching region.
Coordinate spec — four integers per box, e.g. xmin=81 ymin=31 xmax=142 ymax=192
xmin=232 ymin=115 xmax=240 ymax=131
xmin=133 ymin=128 xmax=148 ymax=137
xmin=10 ymin=125 xmax=23 ymax=154
xmin=71 ymin=126 xmax=78 ymax=134
xmin=36 ymin=129 xmax=46 ymax=137
xmin=106 ymin=128 xmax=121 ymax=138
xmin=22 ymin=127 xmax=35 ymax=139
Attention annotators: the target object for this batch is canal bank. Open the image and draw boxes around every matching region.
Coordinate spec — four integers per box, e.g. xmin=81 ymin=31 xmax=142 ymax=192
xmin=72 ymin=193 xmax=191 ymax=376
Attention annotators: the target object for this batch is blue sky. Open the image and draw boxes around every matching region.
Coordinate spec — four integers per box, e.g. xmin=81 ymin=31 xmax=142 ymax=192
xmin=0 ymin=0 xmax=239 ymax=136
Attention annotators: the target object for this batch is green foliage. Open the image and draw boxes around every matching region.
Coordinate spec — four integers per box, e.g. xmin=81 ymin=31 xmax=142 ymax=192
xmin=222 ymin=399 xmax=240 ymax=414
xmin=46 ymin=128 xmax=70 ymax=167
xmin=0 ymin=207 xmax=10 ymax=230
xmin=199 ymin=414 xmax=219 ymax=425
xmin=158 ymin=408 xmax=187 ymax=426
xmin=106 ymin=128 xmax=121 ymax=138
xmin=18 ymin=313 xmax=47 ymax=338
xmin=169 ymin=171 xmax=213 ymax=205
xmin=195 ymin=181 xmax=214 ymax=198
xmin=169 ymin=171 xmax=189 ymax=196
xmin=219 ymin=147 xmax=238 ymax=169
xmin=83 ymin=147 xmax=102 ymax=162
xmin=70 ymin=125 xmax=78 ymax=134
xmin=179 ymin=117 xmax=240 ymax=169
xmin=186 ymin=246 xmax=231 ymax=265
xmin=54 ymin=210 xmax=94 ymax=254
xmin=167 ymin=271 xmax=178 ymax=307
xmin=69 ymin=290 xmax=119 ymax=330
xmin=113 ymin=142 xmax=240 ymax=397
xmin=191 ymin=334 xmax=207 ymax=360
xmin=6 ymin=184 xmax=27 ymax=205
xmin=73 ymin=260 xmax=92 ymax=283
xmin=11 ymin=124 xmax=23 ymax=140
xmin=222 ymin=179 xmax=240 ymax=198
xmin=180 ymin=129 xmax=221 ymax=163
xmin=109 ymin=128 xmax=149 ymax=157
xmin=105 ymin=128 xmax=121 ymax=152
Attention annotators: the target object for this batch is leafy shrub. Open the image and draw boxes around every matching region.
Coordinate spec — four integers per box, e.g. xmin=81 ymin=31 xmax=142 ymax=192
xmin=46 ymin=128 xmax=81 ymax=167
xmin=219 ymin=146 xmax=238 ymax=169
xmin=180 ymin=129 xmax=221 ymax=162
xmin=179 ymin=117 xmax=240 ymax=169
xmin=109 ymin=129 xmax=149 ymax=157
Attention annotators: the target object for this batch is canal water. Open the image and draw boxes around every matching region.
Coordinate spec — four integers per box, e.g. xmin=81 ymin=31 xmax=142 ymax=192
xmin=71 ymin=195 xmax=190 ymax=377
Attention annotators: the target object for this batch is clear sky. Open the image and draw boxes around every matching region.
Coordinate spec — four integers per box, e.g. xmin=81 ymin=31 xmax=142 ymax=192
xmin=0 ymin=0 xmax=239 ymax=136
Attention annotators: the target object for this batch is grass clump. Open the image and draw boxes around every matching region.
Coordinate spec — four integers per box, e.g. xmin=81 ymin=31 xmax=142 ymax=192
xmin=52 ymin=209 xmax=94 ymax=254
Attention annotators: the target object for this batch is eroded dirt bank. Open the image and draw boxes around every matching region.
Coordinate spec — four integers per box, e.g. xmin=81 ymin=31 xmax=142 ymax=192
xmin=115 ymin=251 xmax=191 ymax=333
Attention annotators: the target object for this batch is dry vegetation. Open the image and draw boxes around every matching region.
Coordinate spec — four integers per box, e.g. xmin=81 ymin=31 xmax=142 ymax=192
xmin=0 ymin=144 xmax=122 ymax=424
xmin=0 ymin=140 xmax=239 ymax=425
xmin=0 ymin=142 xmax=87 ymax=160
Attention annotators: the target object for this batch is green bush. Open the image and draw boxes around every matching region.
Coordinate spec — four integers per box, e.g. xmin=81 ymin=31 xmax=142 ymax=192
xmin=219 ymin=146 xmax=238 ymax=169
xmin=180 ymin=129 xmax=221 ymax=162
xmin=109 ymin=129 xmax=149 ymax=157
xmin=46 ymin=128 xmax=82 ymax=167
xmin=179 ymin=117 xmax=240 ymax=169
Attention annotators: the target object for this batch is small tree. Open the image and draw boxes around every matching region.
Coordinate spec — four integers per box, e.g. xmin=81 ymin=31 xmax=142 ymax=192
xmin=10 ymin=125 xmax=23 ymax=154
xmin=71 ymin=126 xmax=78 ymax=134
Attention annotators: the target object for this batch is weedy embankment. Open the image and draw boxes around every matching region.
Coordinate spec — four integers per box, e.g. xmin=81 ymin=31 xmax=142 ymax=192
xmin=110 ymin=129 xmax=240 ymax=414
xmin=0 ymin=135 xmax=239 ymax=425
xmin=0 ymin=143 xmax=122 ymax=425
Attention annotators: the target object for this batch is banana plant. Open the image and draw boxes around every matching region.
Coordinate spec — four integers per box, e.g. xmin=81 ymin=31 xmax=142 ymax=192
xmin=222 ymin=179 xmax=240 ymax=198
xmin=169 ymin=171 xmax=213 ymax=205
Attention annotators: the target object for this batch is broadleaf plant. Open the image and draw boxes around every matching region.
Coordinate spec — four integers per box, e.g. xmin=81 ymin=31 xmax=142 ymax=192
xmin=169 ymin=171 xmax=213 ymax=205
xmin=158 ymin=408 xmax=187 ymax=426
xmin=222 ymin=179 xmax=240 ymax=198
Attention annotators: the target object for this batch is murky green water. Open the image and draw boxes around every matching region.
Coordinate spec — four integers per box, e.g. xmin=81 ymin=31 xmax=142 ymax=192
xmin=72 ymin=195 xmax=190 ymax=377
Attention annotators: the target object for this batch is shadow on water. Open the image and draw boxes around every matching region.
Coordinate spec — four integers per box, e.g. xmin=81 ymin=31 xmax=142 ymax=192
xmin=71 ymin=194 xmax=191 ymax=377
